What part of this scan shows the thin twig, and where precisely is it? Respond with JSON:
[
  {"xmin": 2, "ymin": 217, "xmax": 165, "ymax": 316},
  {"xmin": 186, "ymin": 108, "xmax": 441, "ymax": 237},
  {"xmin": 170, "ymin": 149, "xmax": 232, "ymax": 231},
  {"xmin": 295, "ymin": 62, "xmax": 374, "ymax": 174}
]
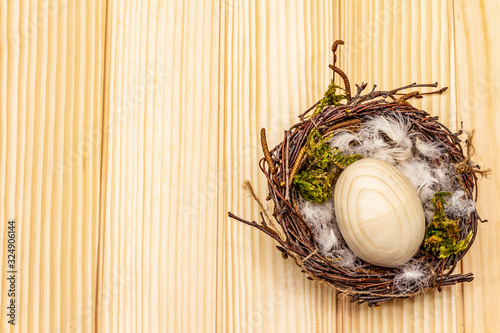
[
  {"xmin": 284, "ymin": 130, "xmax": 290, "ymax": 201},
  {"xmin": 289, "ymin": 147, "xmax": 306, "ymax": 184},
  {"xmin": 261, "ymin": 128, "xmax": 276, "ymax": 174}
]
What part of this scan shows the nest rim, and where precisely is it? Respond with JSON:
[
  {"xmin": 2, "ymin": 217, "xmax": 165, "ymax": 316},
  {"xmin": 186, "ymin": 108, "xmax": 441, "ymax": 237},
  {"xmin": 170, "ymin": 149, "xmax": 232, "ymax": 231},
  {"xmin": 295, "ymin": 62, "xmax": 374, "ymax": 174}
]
[
  {"xmin": 228, "ymin": 41, "xmax": 484, "ymax": 307},
  {"xmin": 265, "ymin": 100, "xmax": 478, "ymax": 306}
]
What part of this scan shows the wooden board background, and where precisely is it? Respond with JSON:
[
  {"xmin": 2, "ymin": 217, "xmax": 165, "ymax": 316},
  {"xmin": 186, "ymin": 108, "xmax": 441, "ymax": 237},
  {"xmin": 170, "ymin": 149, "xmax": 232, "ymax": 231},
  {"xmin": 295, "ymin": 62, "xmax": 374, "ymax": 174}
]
[{"xmin": 1, "ymin": 0, "xmax": 499, "ymax": 332}]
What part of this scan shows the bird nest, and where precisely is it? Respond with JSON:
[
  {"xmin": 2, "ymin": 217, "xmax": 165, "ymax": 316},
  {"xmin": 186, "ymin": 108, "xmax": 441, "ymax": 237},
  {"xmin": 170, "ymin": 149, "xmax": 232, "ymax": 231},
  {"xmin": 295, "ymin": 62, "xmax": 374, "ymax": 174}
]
[{"xmin": 228, "ymin": 41, "xmax": 488, "ymax": 307}]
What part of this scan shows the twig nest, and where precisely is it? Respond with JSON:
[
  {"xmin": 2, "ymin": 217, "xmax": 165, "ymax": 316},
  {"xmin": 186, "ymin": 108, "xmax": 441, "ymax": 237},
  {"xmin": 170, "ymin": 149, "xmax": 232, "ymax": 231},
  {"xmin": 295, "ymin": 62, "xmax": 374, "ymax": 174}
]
[
  {"xmin": 334, "ymin": 158, "xmax": 426, "ymax": 267},
  {"xmin": 228, "ymin": 40, "xmax": 488, "ymax": 307}
]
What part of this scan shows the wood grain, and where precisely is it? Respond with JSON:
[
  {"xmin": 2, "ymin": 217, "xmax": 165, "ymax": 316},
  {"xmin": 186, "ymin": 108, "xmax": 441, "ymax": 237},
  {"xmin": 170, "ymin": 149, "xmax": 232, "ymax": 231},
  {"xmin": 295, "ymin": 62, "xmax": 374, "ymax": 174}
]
[
  {"xmin": 96, "ymin": 0, "xmax": 220, "ymax": 332},
  {"xmin": 2, "ymin": 0, "xmax": 500, "ymax": 332},
  {"xmin": 0, "ymin": 1, "xmax": 106, "ymax": 332},
  {"xmin": 454, "ymin": 1, "xmax": 500, "ymax": 332},
  {"xmin": 219, "ymin": 1, "xmax": 342, "ymax": 332}
]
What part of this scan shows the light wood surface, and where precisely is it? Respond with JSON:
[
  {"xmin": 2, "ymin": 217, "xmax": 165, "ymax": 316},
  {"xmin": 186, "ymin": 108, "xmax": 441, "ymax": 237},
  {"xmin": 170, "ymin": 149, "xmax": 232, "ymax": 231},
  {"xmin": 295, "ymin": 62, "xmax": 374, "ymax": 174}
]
[
  {"xmin": 1, "ymin": 0, "xmax": 499, "ymax": 332},
  {"xmin": 454, "ymin": 1, "xmax": 500, "ymax": 332},
  {"xmin": 96, "ymin": 0, "xmax": 220, "ymax": 332},
  {"xmin": 1, "ymin": 1, "xmax": 106, "ymax": 332}
]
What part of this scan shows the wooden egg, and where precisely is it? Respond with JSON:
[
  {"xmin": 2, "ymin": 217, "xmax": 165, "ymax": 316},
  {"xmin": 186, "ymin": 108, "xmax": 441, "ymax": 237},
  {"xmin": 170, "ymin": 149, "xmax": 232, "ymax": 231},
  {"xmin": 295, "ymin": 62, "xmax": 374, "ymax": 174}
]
[{"xmin": 333, "ymin": 158, "xmax": 425, "ymax": 267}]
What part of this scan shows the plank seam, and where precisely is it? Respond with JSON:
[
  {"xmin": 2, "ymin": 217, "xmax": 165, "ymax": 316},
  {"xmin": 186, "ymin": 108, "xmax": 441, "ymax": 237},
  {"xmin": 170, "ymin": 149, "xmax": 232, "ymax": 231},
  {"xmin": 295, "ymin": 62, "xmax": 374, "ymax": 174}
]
[
  {"xmin": 95, "ymin": 0, "xmax": 111, "ymax": 331},
  {"xmin": 215, "ymin": 0, "xmax": 221, "ymax": 332}
]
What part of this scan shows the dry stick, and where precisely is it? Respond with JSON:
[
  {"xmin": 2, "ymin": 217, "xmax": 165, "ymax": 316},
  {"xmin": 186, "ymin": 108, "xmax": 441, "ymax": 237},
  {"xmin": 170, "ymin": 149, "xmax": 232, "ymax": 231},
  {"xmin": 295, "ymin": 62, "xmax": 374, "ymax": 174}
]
[
  {"xmin": 323, "ymin": 119, "xmax": 362, "ymax": 136},
  {"xmin": 298, "ymin": 100, "xmax": 321, "ymax": 120},
  {"xmin": 301, "ymin": 249, "xmax": 319, "ymax": 263},
  {"xmin": 350, "ymin": 83, "xmax": 448, "ymax": 106},
  {"xmin": 241, "ymin": 180, "xmax": 273, "ymax": 226},
  {"xmin": 302, "ymin": 40, "xmax": 351, "ymax": 122},
  {"xmin": 390, "ymin": 82, "xmax": 439, "ymax": 93},
  {"xmin": 329, "ymin": 41, "xmax": 352, "ymax": 99},
  {"xmin": 330, "ymin": 40, "xmax": 345, "ymax": 89},
  {"xmin": 284, "ymin": 130, "xmax": 290, "ymax": 201},
  {"xmin": 331, "ymin": 40, "xmax": 344, "ymax": 69},
  {"xmin": 353, "ymin": 83, "xmax": 368, "ymax": 100},
  {"xmin": 259, "ymin": 159, "xmax": 313, "ymax": 245},
  {"xmin": 455, "ymin": 130, "xmax": 492, "ymax": 178},
  {"xmin": 289, "ymin": 147, "xmax": 306, "ymax": 182},
  {"xmin": 399, "ymin": 91, "xmax": 421, "ymax": 100},
  {"xmin": 394, "ymin": 87, "xmax": 448, "ymax": 96},
  {"xmin": 227, "ymin": 212, "xmax": 283, "ymax": 244},
  {"xmin": 329, "ymin": 64, "xmax": 352, "ymax": 100},
  {"xmin": 438, "ymin": 259, "xmax": 446, "ymax": 291},
  {"xmin": 260, "ymin": 128, "xmax": 276, "ymax": 174}
]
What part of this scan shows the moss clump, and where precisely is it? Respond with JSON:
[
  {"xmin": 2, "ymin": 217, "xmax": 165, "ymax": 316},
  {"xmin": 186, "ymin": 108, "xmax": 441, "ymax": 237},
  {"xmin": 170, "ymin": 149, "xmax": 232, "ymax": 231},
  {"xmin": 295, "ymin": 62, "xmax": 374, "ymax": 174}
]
[
  {"xmin": 314, "ymin": 80, "xmax": 348, "ymax": 114},
  {"xmin": 293, "ymin": 169, "xmax": 336, "ymax": 204},
  {"xmin": 304, "ymin": 129, "xmax": 335, "ymax": 169},
  {"xmin": 331, "ymin": 149, "xmax": 363, "ymax": 170},
  {"xmin": 293, "ymin": 129, "xmax": 362, "ymax": 204},
  {"xmin": 423, "ymin": 192, "xmax": 473, "ymax": 259}
]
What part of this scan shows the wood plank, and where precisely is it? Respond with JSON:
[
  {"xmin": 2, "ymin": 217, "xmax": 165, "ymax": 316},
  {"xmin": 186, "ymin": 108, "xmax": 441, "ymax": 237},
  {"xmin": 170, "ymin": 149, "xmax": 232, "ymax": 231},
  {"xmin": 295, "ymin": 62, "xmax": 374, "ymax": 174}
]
[
  {"xmin": 219, "ymin": 1, "xmax": 342, "ymax": 332},
  {"xmin": 0, "ymin": 0, "xmax": 106, "ymax": 332},
  {"xmin": 2, "ymin": 1, "xmax": 499, "ymax": 332},
  {"xmin": 339, "ymin": 1, "xmax": 463, "ymax": 332},
  {"xmin": 453, "ymin": 1, "xmax": 500, "ymax": 332},
  {"xmin": 96, "ymin": 0, "xmax": 220, "ymax": 331}
]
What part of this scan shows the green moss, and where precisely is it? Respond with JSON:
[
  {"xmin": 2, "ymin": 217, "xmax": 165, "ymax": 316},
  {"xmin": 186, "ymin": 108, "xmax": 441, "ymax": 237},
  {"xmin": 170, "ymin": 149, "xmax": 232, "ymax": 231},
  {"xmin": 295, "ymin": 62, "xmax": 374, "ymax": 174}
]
[
  {"xmin": 314, "ymin": 80, "xmax": 348, "ymax": 114},
  {"xmin": 331, "ymin": 149, "xmax": 363, "ymax": 170},
  {"xmin": 304, "ymin": 129, "xmax": 334, "ymax": 170},
  {"xmin": 293, "ymin": 129, "xmax": 362, "ymax": 204},
  {"xmin": 423, "ymin": 192, "xmax": 473, "ymax": 259},
  {"xmin": 293, "ymin": 169, "xmax": 336, "ymax": 204}
]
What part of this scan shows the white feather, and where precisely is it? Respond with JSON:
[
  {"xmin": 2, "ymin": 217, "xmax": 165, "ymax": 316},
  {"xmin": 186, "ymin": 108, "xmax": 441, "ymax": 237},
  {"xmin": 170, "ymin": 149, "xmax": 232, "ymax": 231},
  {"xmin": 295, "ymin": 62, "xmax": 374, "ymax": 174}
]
[
  {"xmin": 445, "ymin": 190, "xmax": 476, "ymax": 218},
  {"xmin": 328, "ymin": 248, "xmax": 360, "ymax": 269},
  {"xmin": 363, "ymin": 116, "xmax": 411, "ymax": 146},
  {"xmin": 328, "ymin": 131, "xmax": 360, "ymax": 152},
  {"xmin": 415, "ymin": 136, "xmax": 444, "ymax": 159},
  {"xmin": 393, "ymin": 261, "xmax": 429, "ymax": 293},
  {"xmin": 299, "ymin": 197, "xmax": 341, "ymax": 253}
]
